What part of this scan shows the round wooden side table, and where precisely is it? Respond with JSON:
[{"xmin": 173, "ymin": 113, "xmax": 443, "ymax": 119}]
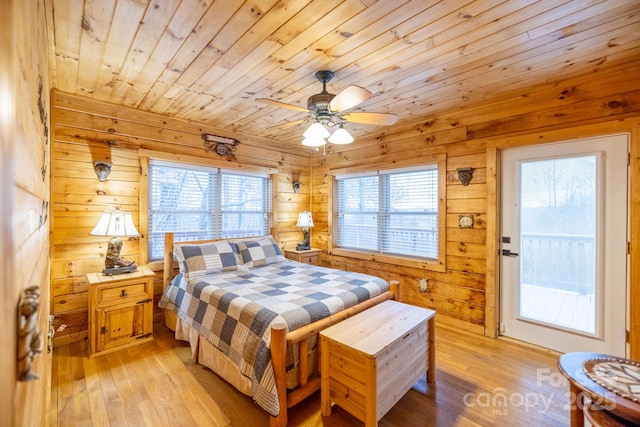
[{"xmin": 557, "ymin": 352, "xmax": 640, "ymax": 427}]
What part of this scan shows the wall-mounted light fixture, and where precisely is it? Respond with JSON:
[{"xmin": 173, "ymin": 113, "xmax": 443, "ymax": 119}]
[
  {"xmin": 94, "ymin": 161, "xmax": 112, "ymax": 182},
  {"xmin": 292, "ymin": 181, "xmax": 301, "ymax": 193},
  {"xmin": 457, "ymin": 167, "xmax": 474, "ymax": 186}
]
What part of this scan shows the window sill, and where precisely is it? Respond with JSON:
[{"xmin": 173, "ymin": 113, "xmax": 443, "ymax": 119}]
[{"xmin": 329, "ymin": 248, "xmax": 446, "ymax": 272}]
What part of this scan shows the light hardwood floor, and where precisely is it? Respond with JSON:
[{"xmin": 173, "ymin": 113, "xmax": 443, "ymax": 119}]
[{"xmin": 50, "ymin": 321, "xmax": 576, "ymax": 426}]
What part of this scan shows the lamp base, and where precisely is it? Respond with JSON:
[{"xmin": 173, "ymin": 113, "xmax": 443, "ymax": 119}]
[
  {"xmin": 105, "ymin": 236, "xmax": 137, "ymax": 271},
  {"xmin": 102, "ymin": 265, "xmax": 138, "ymax": 276},
  {"xmin": 296, "ymin": 228, "xmax": 311, "ymax": 251}
]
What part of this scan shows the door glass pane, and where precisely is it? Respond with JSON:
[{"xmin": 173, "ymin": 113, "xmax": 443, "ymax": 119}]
[{"xmin": 519, "ymin": 155, "xmax": 597, "ymax": 334}]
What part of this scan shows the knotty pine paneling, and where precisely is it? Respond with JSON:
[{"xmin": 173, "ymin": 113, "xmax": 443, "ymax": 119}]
[
  {"xmin": 315, "ymin": 65, "xmax": 640, "ymax": 339},
  {"xmin": 6, "ymin": 0, "xmax": 52, "ymax": 425},
  {"xmin": 50, "ymin": 91, "xmax": 312, "ymax": 346}
]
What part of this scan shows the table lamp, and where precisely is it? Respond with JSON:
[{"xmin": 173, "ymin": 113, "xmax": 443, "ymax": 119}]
[
  {"xmin": 296, "ymin": 211, "xmax": 314, "ymax": 250},
  {"xmin": 90, "ymin": 208, "xmax": 139, "ymax": 275}
]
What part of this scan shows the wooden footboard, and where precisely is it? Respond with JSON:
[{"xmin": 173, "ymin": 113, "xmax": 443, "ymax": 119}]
[
  {"xmin": 162, "ymin": 232, "xmax": 399, "ymax": 426},
  {"xmin": 269, "ymin": 281, "xmax": 398, "ymax": 427}
]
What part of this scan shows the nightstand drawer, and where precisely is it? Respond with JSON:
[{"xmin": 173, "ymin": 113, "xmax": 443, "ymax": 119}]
[
  {"xmin": 285, "ymin": 248, "xmax": 322, "ymax": 265},
  {"xmin": 98, "ymin": 282, "xmax": 148, "ymax": 305},
  {"xmin": 299, "ymin": 252, "xmax": 319, "ymax": 264}
]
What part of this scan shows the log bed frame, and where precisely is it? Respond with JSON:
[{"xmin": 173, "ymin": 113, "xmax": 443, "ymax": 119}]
[{"xmin": 162, "ymin": 232, "xmax": 399, "ymax": 427}]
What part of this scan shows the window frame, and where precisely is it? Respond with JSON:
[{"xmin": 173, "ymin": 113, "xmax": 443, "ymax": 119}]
[
  {"xmin": 329, "ymin": 154, "xmax": 446, "ymax": 272},
  {"xmin": 139, "ymin": 150, "xmax": 278, "ymax": 264}
]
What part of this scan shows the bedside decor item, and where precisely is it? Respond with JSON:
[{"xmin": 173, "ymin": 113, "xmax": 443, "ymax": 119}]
[
  {"xmin": 90, "ymin": 207, "xmax": 139, "ymax": 275},
  {"xmin": 296, "ymin": 211, "xmax": 314, "ymax": 250},
  {"xmin": 93, "ymin": 161, "xmax": 112, "ymax": 181},
  {"xmin": 457, "ymin": 167, "xmax": 474, "ymax": 186}
]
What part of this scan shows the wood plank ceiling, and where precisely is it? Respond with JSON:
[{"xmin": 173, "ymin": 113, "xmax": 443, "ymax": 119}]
[{"xmin": 48, "ymin": 0, "xmax": 640, "ymax": 148}]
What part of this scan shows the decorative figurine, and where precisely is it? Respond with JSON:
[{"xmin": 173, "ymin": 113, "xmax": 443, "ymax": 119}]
[{"xmin": 18, "ymin": 286, "xmax": 43, "ymax": 381}]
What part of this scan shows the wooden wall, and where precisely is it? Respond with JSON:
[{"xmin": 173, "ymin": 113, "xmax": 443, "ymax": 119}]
[
  {"xmin": 313, "ymin": 62, "xmax": 640, "ymax": 351},
  {"xmin": 50, "ymin": 91, "xmax": 312, "ymax": 346},
  {"xmin": 4, "ymin": 0, "xmax": 53, "ymax": 425},
  {"xmin": 49, "ymin": 66, "xmax": 640, "ymax": 357}
]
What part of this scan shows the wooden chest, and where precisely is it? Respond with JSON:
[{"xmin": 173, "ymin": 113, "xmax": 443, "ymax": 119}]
[{"xmin": 320, "ymin": 300, "xmax": 435, "ymax": 426}]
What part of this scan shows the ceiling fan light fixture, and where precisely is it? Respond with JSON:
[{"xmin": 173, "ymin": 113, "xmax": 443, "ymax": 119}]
[
  {"xmin": 303, "ymin": 122, "xmax": 330, "ymax": 139},
  {"xmin": 328, "ymin": 125, "xmax": 354, "ymax": 144},
  {"xmin": 301, "ymin": 136, "xmax": 327, "ymax": 147}
]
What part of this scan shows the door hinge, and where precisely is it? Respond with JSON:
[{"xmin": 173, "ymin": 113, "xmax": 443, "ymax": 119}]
[
  {"xmin": 627, "ymin": 241, "xmax": 631, "ymax": 255},
  {"xmin": 626, "ymin": 330, "xmax": 630, "ymax": 344},
  {"xmin": 628, "ymin": 152, "xmax": 631, "ymax": 166}
]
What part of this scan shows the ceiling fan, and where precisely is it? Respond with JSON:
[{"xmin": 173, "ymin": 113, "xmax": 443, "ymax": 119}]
[{"xmin": 257, "ymin": 70, "xmax": 398, "ymax": 145}]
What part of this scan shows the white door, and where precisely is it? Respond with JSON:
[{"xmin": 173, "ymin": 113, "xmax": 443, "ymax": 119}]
[{"xmin": 500, "ymin": 134, "xmax": 628, "ymax": 356}]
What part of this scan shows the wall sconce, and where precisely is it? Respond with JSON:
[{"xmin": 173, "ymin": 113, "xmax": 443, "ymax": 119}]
[
  {"xmin": 292, "ymin": 181, "xmax": 301, "ymax": 193},
  {"xmin": 94, "ymin": 161, "xmax": 112, "ymax": 182},
  {"xmin": 296, "ymin": 211, "xmax": 314, "ymax": 250},
  {"xmin": 457, "ymin": 167, "xmax": 474, "ymax": 186}
]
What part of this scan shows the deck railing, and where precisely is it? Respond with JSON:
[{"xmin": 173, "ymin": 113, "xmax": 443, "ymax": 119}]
[{"xmin": 520, "ymin": 232, "xmax": 595, "ymax": 295}]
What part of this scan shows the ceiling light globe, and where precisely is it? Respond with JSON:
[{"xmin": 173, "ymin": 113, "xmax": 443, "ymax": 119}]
[
  {"xmin": 328, "ymin": 127, "xmax": 354, "ymax": 144},
  {"xmin": 303, "ymin": 122, "xmax": 330, "ymax": 139}
]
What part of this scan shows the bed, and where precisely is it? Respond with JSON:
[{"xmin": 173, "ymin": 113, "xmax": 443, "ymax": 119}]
[{"xmin": 159, "ymin": 232, "xmax": 398, "ymax": 426}]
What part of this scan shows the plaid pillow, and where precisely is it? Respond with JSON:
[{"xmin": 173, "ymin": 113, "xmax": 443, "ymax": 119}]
[
  {"xmin": 175, "ymin": 241, "xmax": 244, "ymax": 279},
  {"xmin": 237, "ymin": 236, "xmax": 285, "ymax": 268}
]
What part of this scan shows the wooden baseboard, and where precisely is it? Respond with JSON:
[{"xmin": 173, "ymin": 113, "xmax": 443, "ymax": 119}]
[
  {"xmin": 435, "ymin": 315, "xmax": 484, "ymax": 335},
  {"xmin": 53, "ymin": 331, "xmax": 88, "ymax": 348}
]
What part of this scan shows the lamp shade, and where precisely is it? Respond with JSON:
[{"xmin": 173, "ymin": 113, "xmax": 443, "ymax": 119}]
[
  {"xmin": 90, "ymin": 210, "xmax": 140, "ymax": 237},
  {"xmin": 296, "ymin": 211, "xmax": 314, "ymax": 228},
  {"xmin": 303, "ymin": 122, "xmax": 330, "ymax": 139},
  {"xmin": 328, "ymin": 125, "xmax": 354, "ymax": 144}
]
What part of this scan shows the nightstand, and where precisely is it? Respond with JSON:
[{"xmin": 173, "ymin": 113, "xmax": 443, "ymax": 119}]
[
  {"xmin": 285, "ymin": 248, "xmax": 322, "ymax": 265},
  {"xmin": 87, "ymin": 266, "xmax": 155, "ymax": 357}
]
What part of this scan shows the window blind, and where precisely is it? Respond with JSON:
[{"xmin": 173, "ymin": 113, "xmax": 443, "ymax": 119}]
[
  {"xmin": 336, "ymin": 165, "xmax": 438, "ymax": 259},
  {"xmin": 148, "ymin": 161, "xmax": 271, "ymax": 260}
]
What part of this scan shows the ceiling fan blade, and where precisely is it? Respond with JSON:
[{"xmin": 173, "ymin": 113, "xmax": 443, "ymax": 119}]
[
  {"xmin": 328, "ymin": 85, "xmax": 371, "ymax": 112},
  {"xmin": 265, "ymin": 118, "xmax": 307, "ymax": 130},
  {"xmin": 256, "ymin": 98, "xmax": 309, "ymax": 113},
  {"xmin": 341, "ymin": 112, "xmax": 398, "ymax": 126}
]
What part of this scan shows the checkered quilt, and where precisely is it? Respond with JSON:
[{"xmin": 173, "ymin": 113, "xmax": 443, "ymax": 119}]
[{"xmin": 159, "ymin": 259, "xmax": 389, "ymax": 416}]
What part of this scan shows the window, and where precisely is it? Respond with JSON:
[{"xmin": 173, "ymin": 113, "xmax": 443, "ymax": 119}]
[
  {"xmin": 147, "ymin": 160, "xmax": 272, "ymax": 260},
  {"xmin": 335, "ymin": 165, "xmax": 439, "ymax": 260}
]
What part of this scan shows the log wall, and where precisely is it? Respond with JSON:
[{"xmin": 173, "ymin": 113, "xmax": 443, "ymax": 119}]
[
  {"xmin": 50, "ymin": 64, "xmax": 640, "ymax": 356},
  {"xmin": 50, "ymin": 91, "xmax": 312, "ymax": 346},
  {"xmin": 5, "ymin": 0, "xmax": 53, "ymax": 425}
]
